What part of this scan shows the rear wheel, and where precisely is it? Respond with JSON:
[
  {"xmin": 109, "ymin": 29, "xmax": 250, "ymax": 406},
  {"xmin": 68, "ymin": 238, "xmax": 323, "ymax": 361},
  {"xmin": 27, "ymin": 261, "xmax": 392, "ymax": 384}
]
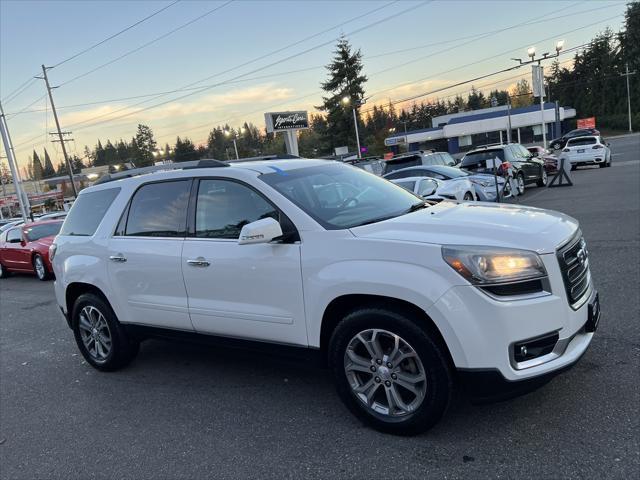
[
  {"xmin": 329, "ymin": 308, "xmax": 452, "ymax": 435},
  {"xmin": 33, "ymin": 254, "xmax": 50, "ymax": 281},
  {"xmin": 0, "ymin": 262, "xmax": 9, "ymax": 278},
  {"xmin": 72, "ymin": 293, "xmax": 139, "ymax": 371},
  {"xmin": 571, "ymin": 164, "xmax": 577, "ymax": 171},
  {"xmin": 463, "ymin": 191, "xmax": 474, "ymax": 201}
]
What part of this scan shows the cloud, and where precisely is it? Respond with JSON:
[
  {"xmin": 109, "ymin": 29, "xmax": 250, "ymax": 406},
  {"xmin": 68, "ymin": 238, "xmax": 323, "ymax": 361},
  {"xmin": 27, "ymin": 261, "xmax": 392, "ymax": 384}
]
[{"xmin": 59, "ymin": 83, "xmax": 294, "ymax": 129}]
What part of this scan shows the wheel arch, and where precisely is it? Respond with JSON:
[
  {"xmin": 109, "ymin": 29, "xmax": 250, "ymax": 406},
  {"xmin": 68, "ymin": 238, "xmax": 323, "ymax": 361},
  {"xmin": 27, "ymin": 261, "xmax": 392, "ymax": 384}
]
[
  {"xmin": 319, "ymin": 294, "xmax": 455, "ymax": 370},
  {"xmin": 65, "ymin": 282, "xmax": 111, "ymax": 324}
]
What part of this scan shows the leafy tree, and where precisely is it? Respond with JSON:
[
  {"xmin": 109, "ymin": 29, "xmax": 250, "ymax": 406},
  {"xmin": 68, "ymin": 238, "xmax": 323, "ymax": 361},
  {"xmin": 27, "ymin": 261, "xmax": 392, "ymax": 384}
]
[
  {"xmin": 42, "ymin": 149, "xmax": 56, "ymax": 178},
  {"xmin": 134, "ymin": 124, "xmax": 157, "ymax": 166},
  {"xmin": 32, "ymin": 150, "xmax": 44, "ymax": 180},
  {"xmin": 319, "ymin": 36, "xmax": 367, "ymax": 152},
  {"xmin": 174, "ymin": 136, "xmax": 198, "ymax": 162},
  {"xmin": 510, "ymin": 79, "xmax": 533, "ymax": 108}
]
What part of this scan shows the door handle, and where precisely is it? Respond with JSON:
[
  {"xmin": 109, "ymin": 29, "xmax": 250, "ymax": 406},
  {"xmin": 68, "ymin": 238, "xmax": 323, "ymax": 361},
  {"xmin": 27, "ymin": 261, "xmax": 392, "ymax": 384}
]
[
  {"xmin": 187, "ymin": 257, "xmax": 210, "ymax": 267},
  {"xmin": 109, "ymin": 254, "xmax": 127, "ymax": 262}
]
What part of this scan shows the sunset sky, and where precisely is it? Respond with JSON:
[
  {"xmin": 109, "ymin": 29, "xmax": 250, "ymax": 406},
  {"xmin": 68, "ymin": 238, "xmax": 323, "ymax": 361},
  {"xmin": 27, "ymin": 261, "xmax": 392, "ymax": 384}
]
[{"xmin": 0, "ymin": 0, "xmax": 629, "ymax": 170}]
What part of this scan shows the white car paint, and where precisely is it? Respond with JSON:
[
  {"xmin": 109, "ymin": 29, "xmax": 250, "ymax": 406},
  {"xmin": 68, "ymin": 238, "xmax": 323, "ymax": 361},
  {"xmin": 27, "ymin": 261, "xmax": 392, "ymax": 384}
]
[
  {"xmin": 560, "ymin": 135, "xmax": 611, "ymax": 167},
  {"xmin": 53, "ymin": 159, "xmax": 594, "ymax": 386},
  {"xmin": 392, "ymin": 176, "xmax": 476, "ymax": 202}
]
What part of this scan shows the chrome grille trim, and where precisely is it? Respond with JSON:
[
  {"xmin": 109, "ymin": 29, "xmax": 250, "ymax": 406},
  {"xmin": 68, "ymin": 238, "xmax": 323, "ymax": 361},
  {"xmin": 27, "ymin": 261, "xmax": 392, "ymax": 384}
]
[{"xmin": 557, "ymin": 231, "xmax": 592, "ymax": 310}]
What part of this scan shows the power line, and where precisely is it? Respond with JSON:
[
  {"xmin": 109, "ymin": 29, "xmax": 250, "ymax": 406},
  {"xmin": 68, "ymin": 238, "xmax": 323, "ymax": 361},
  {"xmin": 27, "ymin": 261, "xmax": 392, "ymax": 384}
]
[
  {"xmin": 67, "ymin": 1, "xmax": 433, "ymax": 133},
  {"xmin": 58, "ymin": 0, "xmax": 235, "ymax": 87},
  {"xmin": 50, "ymin": 0, "xmax": 181, "ymax": 69},
  {"xmin": 1, "ymin": 76, "xmax": 38, "ymax": 105}
]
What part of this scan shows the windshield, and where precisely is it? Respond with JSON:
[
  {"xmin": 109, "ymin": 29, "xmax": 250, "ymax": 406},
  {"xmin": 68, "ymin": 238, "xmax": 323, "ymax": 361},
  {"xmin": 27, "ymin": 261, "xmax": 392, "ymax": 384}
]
[
  {"xmin": 24, "ymin": 222, "xmax": 62, "ymax": 242},
  {"xmin": 260, "ymin": 163, "xmax": 423, "ymax": 229},
  {"xmin": 428, "ymin": 165, "xmax": 469, "ymax": 178}
]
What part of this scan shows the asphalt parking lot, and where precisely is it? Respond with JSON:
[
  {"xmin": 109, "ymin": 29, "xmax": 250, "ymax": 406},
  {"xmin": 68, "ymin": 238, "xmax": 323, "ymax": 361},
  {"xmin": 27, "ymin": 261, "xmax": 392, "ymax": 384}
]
[{"xmin": 1, "ymin": 134, "xmax": 638, "ymax": 479}]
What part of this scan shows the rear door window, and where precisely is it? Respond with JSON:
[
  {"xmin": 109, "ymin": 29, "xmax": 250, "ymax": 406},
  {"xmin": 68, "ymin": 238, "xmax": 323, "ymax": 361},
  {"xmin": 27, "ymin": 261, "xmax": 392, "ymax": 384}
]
[
  {"xmin": 568, "ymin": 137, "xmax": 596, "ymax": 147},
  {"xmin": 125, "ymin": 181, "xmax": 190, "ymax": 237},
  {"xmin": 60, "ymin": 188, "xmax": 120, "ymax": 236},
  {"xmin": 382, "ymin": 156, "xmax": 421, "ymax": 175}
]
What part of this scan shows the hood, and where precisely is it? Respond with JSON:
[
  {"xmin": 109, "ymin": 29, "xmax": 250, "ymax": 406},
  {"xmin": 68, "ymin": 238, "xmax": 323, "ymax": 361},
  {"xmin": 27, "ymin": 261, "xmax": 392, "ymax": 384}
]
[{"xmin": 350, "ymin": 201, "xmax": 578, "ymax": 254}]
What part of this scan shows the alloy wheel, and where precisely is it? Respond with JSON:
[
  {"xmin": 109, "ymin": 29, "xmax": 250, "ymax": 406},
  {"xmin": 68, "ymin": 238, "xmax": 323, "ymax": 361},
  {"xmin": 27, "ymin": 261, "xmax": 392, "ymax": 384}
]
[
  {"xmin": 517, "ymin": 175, "xmax": 525, "ymax": 195},
  {"xmin": 542, "ymin": 170, "xmax": 548, "ymax": 185},
  {"xmin": 34, "ymin": 256, "xmax": 46, "ymax": 280},
  {"xmin": 78, "ymin": 306, "xmax": 112, "ymax": 362},
  {"xmin": 463, "ymin": 192, "xmax": 474, "ymax": 201},
  {"xmin": 344, "ymin": 329, "xmax": 427, "ymax": 418}
]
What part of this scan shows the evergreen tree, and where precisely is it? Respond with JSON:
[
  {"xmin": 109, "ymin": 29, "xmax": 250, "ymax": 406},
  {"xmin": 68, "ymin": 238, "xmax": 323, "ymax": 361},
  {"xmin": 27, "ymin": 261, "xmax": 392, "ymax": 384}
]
[
  {"xmin": 116, "ymin": 140, "xmax": 129, "ymax": 163},
  {"xmin": 71, "ymin": 155, "xmax": 84, "ymax": 173},
  {"xmin": 510, "ymin": 79, "xmax": 533, "ymax": 108},
  {"xmin": 104, "ymin": 140, "xmax": 118, "ymax": 165},
  {"xmin": 42, "ymin": 149, "xmax": 56, "ymax": 178},
  {"xmin": 32, "ymin": 150, "xmax": 44, "ymax": 180},
  {"xmin": 174, "ymin": 136, "xmax": 198, "ymax": 162},
  {"xmin": 94, "ymin": 140, "xmax": 106, "ymax": 166},
  {"xmin": 319, "ymin": 36, "xmax": 367, "ymax": 152},
  {"xmin": 134, "ymin": 124, "xmax": 157, "ymax": 166}
]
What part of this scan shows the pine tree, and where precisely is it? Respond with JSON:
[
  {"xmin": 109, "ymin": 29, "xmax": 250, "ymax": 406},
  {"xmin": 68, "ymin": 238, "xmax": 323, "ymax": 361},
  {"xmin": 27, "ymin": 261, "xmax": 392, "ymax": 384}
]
[
  {"xmin": 174, "ymin": 136, "xmax": 197, "ymax": 162},
  {"xmin": 42, "ymin": 149, "xmax": 56, "ymax": 178},
  {"xmin": 319, "ymin": 36, "xmax": 367, "ymax": 151},
  {"xmin": 134, "ymin": 124, "xmax": 157, "ymax": 166},
  {"xmin": 32, "ymin": 150, "xmax": 44, "ymax": 180}
]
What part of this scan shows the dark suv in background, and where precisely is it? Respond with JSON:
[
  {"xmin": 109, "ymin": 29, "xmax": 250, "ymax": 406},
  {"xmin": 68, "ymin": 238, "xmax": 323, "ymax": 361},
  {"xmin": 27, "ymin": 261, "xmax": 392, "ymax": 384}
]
[
  {"xmin": 549, "ymin": 128, "xmax": 600, "ymax": 150},
  {"xmin": 459, "ymin": 143, "xmax": 547, "ymax": 195},
  {"xmin": 382, "ymin": 150, "xmax": 457, "ymax": 176}
]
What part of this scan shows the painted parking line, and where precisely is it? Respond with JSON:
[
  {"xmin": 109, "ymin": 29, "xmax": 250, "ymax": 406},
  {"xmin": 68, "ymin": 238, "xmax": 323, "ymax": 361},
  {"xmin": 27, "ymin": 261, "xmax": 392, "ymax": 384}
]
[{"xmin": 612, "ymin": 160, "xmax": 640, "ymax": 167}]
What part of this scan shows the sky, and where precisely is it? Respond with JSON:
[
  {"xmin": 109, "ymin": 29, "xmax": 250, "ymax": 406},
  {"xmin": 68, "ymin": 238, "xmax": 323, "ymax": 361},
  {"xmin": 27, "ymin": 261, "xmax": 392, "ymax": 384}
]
[{"xmin": 0, "ymin": 0, "xmax": 630, "ymax": 170}]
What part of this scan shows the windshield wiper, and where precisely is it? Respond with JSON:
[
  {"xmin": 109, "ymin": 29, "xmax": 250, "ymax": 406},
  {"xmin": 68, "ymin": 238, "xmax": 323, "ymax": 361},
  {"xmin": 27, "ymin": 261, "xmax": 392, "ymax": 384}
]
[{"xmin": 350, "ymin": 202, "xmax": 428, "ymax": 228}]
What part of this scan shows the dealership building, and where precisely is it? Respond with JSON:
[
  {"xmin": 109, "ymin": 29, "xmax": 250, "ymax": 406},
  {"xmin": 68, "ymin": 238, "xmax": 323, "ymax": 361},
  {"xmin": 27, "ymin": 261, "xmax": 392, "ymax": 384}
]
[{"xmin": 384, "ymin": 102, "xmax": 577, "ymax": 154}]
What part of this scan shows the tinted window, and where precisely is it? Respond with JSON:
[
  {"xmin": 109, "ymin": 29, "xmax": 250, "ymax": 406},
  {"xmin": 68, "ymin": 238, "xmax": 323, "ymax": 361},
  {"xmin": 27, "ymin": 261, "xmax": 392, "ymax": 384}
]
[
  {"xmin": 423, "ymin": 154, "xmax": 442, "ymax": 166},
  {"xmin": 568, "ymin": 137, "xmax": 596, "ymax": 146},
  {"xmin": 440, "ymin": 153, "xmax": 456, "ymax": 166},
  {"xmin": 61, "ymin": 188, "xmax": 120, "ymax": 236},
  {"xmin": 125, "ymin": 181, "xmax": 190, "ymax": 237},
  {"xmin": 6, "ymin": 228, "xmax": 22, "ymax": 243},
  {"xmin": 261, "ymin": 163, "xmax": 422, "ymax": 230},
  {"xmin": 429, "ymin": 166, "xmax": 468, "ymax": 179},
  {"xmin": 394, "ymin": 180, "xmax": 417, "ymax": 192},
  {"xmin": 24, "ymin": 222, "xmax": 62, "ymax": 241},
  {"xmin": 382, "ymin": 156, "xmax": 421, "ymax": 175},
  {"xmin": 460, "ymin": 150, "xmax": 505, "ymax": 168},
  {"xmin": 195, "ymin": 180, "xmax": 277, "ymax": 239},
  {"xmin": 384, "ymin": 168, "xmax": 425, "ymax": 180}
]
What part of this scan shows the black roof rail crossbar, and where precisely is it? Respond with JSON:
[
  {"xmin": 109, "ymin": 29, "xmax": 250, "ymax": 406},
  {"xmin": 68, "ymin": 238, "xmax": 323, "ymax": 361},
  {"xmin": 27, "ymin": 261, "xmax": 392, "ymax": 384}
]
[
  {"xmin": 226, "ymin": 154, "xmax": 300, "ymax": 163},
  {"xmin": 93, "ymin": 159, "xmax": 228, "ymax": 185}
]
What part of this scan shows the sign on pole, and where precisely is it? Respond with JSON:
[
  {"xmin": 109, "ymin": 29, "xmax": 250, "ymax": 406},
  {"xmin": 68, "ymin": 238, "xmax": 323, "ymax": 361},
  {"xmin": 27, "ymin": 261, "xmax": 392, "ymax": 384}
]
[
  {"xmin": 577, "ymin": 117, "xmax": 596, "ymax": 129},
  {"xmin": 264, "ymin": 111, "xmax": 309, "ymax": 133},
  {"xmin": 531, "ymin": 65, "xmax": 544, "ymax": 97}
]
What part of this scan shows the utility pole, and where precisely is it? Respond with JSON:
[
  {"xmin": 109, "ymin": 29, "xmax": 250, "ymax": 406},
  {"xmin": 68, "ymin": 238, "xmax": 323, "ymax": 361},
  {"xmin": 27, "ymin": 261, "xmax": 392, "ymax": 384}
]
[
  {"xmin": 38, "ymin": 64, "xmax": 77, "ymax": 197},
  {"xmin": 621, "ymin": 63, "xmax": 637, "ymax": 133},
  {"xmin": 0, "ymin": 101, "xmax": 32, "ymax": 222}
]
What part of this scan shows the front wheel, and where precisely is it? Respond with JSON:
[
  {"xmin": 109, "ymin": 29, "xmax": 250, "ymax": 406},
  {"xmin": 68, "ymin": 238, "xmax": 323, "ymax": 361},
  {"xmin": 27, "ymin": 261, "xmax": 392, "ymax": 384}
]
[
  {"xmin": 33, "ymin": 254, "xmax": 50, "ymax": 281},
  {"xmin": 72, "ymin": 293, "xmax": 139, "ymax": 371},
  {"xmin": 536, "ymin": 168, "xmax": 548, "ymax": 187},
  {"xmin": 329, "ymin": 308, "xmax": 452, "ymax": 435},
  {"xmin": 516, "ymin": 173, "xmax": 526, "ymax": 195},
  {"xmin": 0, "ymin": 262, "xmax": 9, "ymax": 278},
  {"xmin": 463, "ymin": 191, "xmax": 474, "ymax": 201}
]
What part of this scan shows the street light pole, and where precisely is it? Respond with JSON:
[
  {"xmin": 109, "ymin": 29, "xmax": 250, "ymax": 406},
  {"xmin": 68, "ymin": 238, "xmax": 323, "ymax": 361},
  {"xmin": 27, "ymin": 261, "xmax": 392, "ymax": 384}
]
[
  {"xmin": 621, "ymin": 63, "xmax": 637, "ymax": 133},
  {"xmin": 352, "ymin": 107, "xmax": 362, "ymax": 159}
]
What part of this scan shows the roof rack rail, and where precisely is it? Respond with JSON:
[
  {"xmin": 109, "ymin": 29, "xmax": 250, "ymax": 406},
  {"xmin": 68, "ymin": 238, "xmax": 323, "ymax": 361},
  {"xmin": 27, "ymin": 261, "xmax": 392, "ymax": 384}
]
[
  {"xmin": 226, "ymin": 154, "xmax": 301, "ymax": 163},
  {"xmin": 93, "ymin": 159, "xmax": 228, "ymax": 185}
]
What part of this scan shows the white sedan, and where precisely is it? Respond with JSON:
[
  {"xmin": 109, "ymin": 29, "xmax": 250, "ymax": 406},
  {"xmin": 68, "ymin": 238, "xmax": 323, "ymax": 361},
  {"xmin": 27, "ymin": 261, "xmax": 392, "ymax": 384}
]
[
  {"xmin": 560, "ymin": 135, "xmax": 611, "ymax": 170},
  {"xmin": 390, "ymin": 176, "xmax": 476, "ymax": 202}
]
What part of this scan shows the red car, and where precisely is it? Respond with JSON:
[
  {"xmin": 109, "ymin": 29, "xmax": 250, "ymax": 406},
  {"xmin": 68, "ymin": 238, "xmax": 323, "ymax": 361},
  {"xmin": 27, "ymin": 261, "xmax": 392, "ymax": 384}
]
[
  {"xmin": 527, "ymin": 146, "xmax": 559, "ymax": 173},
  {"xmin": 0, "ymin": 219, "xmax": 63, "ymax": 281}
]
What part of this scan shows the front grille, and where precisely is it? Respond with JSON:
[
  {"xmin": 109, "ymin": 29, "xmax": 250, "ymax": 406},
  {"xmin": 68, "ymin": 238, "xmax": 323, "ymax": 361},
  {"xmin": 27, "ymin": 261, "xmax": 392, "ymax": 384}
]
[{"xmin": 557, "ymin": 232, "xmax": 591, "ymax": 309}]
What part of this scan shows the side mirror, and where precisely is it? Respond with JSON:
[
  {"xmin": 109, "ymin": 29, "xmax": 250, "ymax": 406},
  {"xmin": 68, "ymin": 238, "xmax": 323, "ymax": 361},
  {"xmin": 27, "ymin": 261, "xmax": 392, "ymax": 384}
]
[
  {"xmin": 417, "ymin": 179, "xmax": 438, "ymax": 197},
  {"xmin": 238, "ymin": 217, "xmax": 283, "ymax": 245}
]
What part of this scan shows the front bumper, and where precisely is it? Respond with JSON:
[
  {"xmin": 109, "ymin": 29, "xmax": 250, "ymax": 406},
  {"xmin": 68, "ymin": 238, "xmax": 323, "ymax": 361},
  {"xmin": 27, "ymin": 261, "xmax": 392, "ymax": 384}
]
[{"xmin": 425, "ymin": 253, "xmax": 595, "ymax": 382}]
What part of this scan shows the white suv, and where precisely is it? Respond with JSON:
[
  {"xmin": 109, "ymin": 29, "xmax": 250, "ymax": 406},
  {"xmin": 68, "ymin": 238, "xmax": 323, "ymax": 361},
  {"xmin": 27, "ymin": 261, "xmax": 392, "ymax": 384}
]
[
  {"xmin": 51, "ymin": 158, "xmax": 600, "ymax": 435},
  {"xmin": 560, "ymin": 135, "xmax": 611, "ymax": 170}
]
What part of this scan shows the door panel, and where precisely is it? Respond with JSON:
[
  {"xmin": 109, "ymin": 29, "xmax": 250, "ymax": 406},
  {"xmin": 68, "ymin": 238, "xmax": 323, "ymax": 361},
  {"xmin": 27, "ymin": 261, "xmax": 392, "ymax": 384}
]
[
  {"xmin": 182, "ymin": 178, "xmax": 307, "ymax": 345},
  {"xmin": 107, "ymin": 237, "xmax": 192, "ymax": 329},
  {"xmin": 182, "ymin": 239, "xmax": 306, "ymax": 344}
]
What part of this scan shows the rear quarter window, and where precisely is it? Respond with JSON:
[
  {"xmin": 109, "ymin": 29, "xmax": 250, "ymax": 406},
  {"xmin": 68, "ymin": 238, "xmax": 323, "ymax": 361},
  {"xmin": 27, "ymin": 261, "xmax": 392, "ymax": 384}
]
[{"xmin": 60, "ymin": 188, "xmax": 120, "ymax": 236}]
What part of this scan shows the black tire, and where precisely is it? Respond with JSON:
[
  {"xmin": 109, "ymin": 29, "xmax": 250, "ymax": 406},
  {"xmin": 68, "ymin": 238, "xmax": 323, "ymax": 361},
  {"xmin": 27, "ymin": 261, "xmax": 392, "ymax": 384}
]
[
  {"xmin": 516, "ymin": 173, "xmax": 526, "ymax": 195},
  {"xmin": 0, "ymin": 262, "xmax": 9, "ymax": 278},
  {"xmin": 599, "ymin": 162, "xmax": 606, "ymax": 168},
  {"xmin": 552, "ymin": 142, "xmax": 561, "ymax": 150},
  {"xmin": 33, "ymin": 254, "xmax": 51, "ymax": 281},
  {"xmin": 463, "ymin": 191, "xmax": 474, "ymax": 201},
  {"xmin": 570, "ymin": 164, "xmax": 577, "ymax": 171},
  {"xmin": 536, "ymin": 168, "xmax": 548, "ymax": 187},
  {"xmin": 328, "ymin": 307, "xmax": 452, "ymax": 436},
  {"xmin": 71, "ymin": 293, "xmax": 139, "ymax": 371}
]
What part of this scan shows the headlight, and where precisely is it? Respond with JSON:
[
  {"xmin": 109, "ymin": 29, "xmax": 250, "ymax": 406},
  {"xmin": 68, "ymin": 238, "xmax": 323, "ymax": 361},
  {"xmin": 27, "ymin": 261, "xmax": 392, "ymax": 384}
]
[
  {"xmin": 442, "ymin": 246, "xmax": 547, "ymax": 284},
  {"xmin": 469, "ymin": 178, "xmax": 491, "ymax": 187}
]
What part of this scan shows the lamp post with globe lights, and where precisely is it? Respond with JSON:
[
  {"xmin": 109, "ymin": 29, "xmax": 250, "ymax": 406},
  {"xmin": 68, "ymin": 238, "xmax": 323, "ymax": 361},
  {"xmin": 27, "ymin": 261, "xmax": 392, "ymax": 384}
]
[{"xmin": 512, "ymin": 40, "xmax": 565, "ymax": 149}]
